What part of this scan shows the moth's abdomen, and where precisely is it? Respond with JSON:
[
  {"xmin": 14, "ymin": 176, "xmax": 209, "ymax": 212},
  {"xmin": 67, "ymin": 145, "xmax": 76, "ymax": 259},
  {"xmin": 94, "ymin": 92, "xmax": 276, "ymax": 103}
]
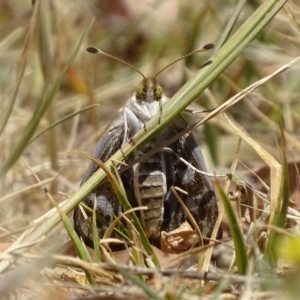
[{"xmin": 133, "ymin": 153, "xmax": 167, "ymax": 239}]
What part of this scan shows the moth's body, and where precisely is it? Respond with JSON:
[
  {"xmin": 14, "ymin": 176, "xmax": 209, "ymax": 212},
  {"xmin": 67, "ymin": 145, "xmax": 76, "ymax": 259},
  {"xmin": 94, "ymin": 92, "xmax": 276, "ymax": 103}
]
[{"xmin": 74, "ymin": 76, "xmax": 219, "ymax": 250}]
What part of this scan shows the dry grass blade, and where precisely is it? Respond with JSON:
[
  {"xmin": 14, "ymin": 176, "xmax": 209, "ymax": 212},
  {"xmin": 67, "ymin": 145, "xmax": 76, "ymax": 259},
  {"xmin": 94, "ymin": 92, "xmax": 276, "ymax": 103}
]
[
  {"xmin": 21, "ymin": 158, "xmax": 97, "ymax": 284},
  {"xmin": 0, "ymin": 2, "xmax": 38, "ymax": 136},
  {"xmin": 193, "ymin": 55, "xmax": 300, "ymax": 132},
  {"xmin": 0, "ymin": 20, "xmax": 94, "ymax": 177},
  {"xmin": 77, "ymin": 152, "xmax": 158, "ymax": 265},
  {"xmin": 171, "ymin": 186, "xmax": 204, "ymax": 270},
  {"xmin": 124, "ymin": 54, "xmax": 300, "ymax": 172},
  {"xmin": 0, "ymin": 177, "xmax": 56, "ymax": 204},
  {"xmin": 224, "ymin": 114, "xmax": 282, "ymax": 226},
  {"xmin": 0, "ymin": 256, "xmax": 52, "ymax": 299},
  {"xmin": 0, "ymin": 252, "xmax": 275, "ymax": 286},
  {"xmin": 1, "ymin": 0, "xmax": 297, "ymax": 298},
  {"xmin": 203, "ymin": 137, "xmax": 242, "ymax": 274},
  {"xmin": 28, "ymin": 104, "xmax": 99, "ymax": 144}
]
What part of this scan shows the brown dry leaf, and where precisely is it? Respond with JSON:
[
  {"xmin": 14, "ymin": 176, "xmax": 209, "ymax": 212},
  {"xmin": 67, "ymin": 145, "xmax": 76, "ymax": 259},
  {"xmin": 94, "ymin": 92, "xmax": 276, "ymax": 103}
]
[
  {"xmin": 160, "ymin": 221, "xmax": 199, "ymax": 254},
  {"xmin": 104, "ymin": 246, "xmax": 179, "ymax": 269}
]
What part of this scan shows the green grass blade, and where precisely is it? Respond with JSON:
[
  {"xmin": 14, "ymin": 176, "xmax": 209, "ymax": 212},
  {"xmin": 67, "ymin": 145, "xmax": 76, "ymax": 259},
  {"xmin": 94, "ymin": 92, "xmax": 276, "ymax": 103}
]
[
  {"xmin": 0, "ymin": 0, "xmax": 286, "ymax": 273},
  {"xmin": 110, "ymin": 265, "xmax": 164, "ymax": 300},
  {"xmin": 92, "ymin": 199, "xmax": 101, "ymax": 262},
  {"xmin": 0, "ymin": 20, "xmax": 93, "ymax": 177},
  {"xmin": 263, "ymin": 125, "xmax": 290, "ymax": 266},
  {"xmin": 0, "ymin": 3, "xmax": 38, "ymax": 136},
  {"xmin": 81, "ymin": 202, "xmax": 130, "ymax": 242},
  {"xmin": 217, "ymin": 182, "xmax": 248, "ymax": 275},
  {"xmin": 85, "ymin": 155, "xmax": 158, "ymax": 265},
  {"xmin": 56, "ymin": 203, "xmax": 97, "ymax": 284},
  {"xmin": 213, "ymin": 0, "xmax": 247, "ymax": 54},
  {"xmin": 119, "ymin": 0, "xmax": 287, "ymax": 157},
  {"xmin": 28, "ymin": 104, "xmax": 99, "ymax": 144}
]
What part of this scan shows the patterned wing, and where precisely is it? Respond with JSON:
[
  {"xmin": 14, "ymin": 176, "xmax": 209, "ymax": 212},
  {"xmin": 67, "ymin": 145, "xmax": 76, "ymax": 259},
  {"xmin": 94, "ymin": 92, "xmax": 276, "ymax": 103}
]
[
  {"xmin": 161, "ymin": 117, "xmax": 219, "ymax": 244},
  {"xmin": 73, "ymin": 109, "xmax": 142, "ymax": 248}
]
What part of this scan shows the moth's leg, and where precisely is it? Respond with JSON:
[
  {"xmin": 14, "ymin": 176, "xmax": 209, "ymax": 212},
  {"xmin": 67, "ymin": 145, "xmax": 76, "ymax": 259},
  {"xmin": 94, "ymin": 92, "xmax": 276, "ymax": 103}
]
[
  {"xmin": 121, "ymin": 108, "xmax": 136, "ymax": 149},
  {"xmin": 122, "ymin": 108, "xmax": 128, "ymax": 146},
  {"xmin": 132, "ymin": 102, "xmax": 147, "ymax": 131},
  {"xmin": 158, "ymin": 97, "xmax": 163, "ymax": 124},
  {"xmin": 118, "ymin": 108, "xmax": 142, "ymax": 161},
  {"xmin": 118, "ymin": 109, "xmax": 129, "ymax": 162},
  {"xmin": 123, "ymin": 107, "xmax": 144, "ymax": 136}
]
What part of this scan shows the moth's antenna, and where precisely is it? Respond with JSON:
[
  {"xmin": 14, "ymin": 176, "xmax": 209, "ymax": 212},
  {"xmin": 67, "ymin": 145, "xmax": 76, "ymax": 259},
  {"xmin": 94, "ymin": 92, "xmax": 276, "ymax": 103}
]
[
  {"xmin": 86, "ymin": 47, "xmax": 146, "ymax": 80},
  {"xmin": 153, "ymin": 43, "xmax": 214, "ymax": 79}
]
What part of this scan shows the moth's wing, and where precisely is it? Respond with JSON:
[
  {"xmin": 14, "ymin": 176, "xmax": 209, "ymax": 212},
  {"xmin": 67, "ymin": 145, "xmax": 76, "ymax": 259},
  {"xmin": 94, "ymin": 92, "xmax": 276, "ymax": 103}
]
[
  {"xmin": 73, "ymin": 108, "xmax": 142, "ymax": 248},
  {"xmin": 81, "ymin": 108, "xmax": 141, "ymax": 183},
  {"xmin": 162, "ymin": 115, "xmax": 219, "ymax": 240}
]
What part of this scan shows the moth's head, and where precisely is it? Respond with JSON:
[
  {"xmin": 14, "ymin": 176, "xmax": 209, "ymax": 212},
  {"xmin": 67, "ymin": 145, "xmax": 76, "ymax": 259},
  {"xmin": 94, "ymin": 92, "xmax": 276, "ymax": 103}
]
[{"xmin": 136, "ymin": 78, "xmax": 163, "ymax": 101}]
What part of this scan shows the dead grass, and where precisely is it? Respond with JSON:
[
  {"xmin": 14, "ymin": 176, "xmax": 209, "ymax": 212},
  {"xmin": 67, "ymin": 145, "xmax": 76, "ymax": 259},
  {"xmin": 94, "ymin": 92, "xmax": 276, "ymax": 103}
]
[{"xmin": 0, "ymin": 0, "xmax": 300, "ymax": 299}]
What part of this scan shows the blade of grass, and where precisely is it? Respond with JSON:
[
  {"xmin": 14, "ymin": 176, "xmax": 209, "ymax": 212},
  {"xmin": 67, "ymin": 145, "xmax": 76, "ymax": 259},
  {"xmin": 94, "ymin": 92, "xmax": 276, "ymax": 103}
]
[
  {"xmin": 0, "ymin": 2, "xmax": 38, "ymax": 136},
  {"xmin": 57, "ymin": 206, "xmax": 97, "ymax": 285},
  {"xmin": 82, "ymin": 154, "xmax": 158, "ymax": 266},
  {"xmin": 0, "ymin": 0, "xmax": 286, "ymax": 273},
  {"xmin": 28, "ymin": 104, "xmax": 99, "ymax": 144},
  {"xmin": 202, "ymin": 136, "xmax": 242, "ymax": 274},
  {"xmin": 37, "ymin": 0, "xmax": 58, "ymax": 194},
  {"xmin": 111, "ymin": 0, "xmax": 287, "ymax": 172},
  {"xmin": 216, "ymin": 181, "xmax": 248, "ymax": 275},
  {"xmin": 263, "ymin": 122, "xmax": 290, "ymax": 266},
  {"xmin": 0, "ymin": 20, "xmax": 94, "ymax": 177},
  {"xmin": 224, "ymin": 113, "xmax": 282, "ymax": 228},
  {"xmin": 110, "ymin": 163, "xmax": 145, "ymax": 267},
  {"xmin": 92, "ymin": 197, "xmax": 101, "ymax": 262},
  {"xmin": 213, "ymin": 0, "xmax": 247, "ymax": 54},
  {"xmin": 108, "ymin": 264, "xmax": 164, "ymax": 300},
  {"xmin": 171, "ymin": 186, "xmax": 204, "ymax": 271},
  {"xmin": 211, "ymin": 275, "xmax": 232, "ymax": 300},
  {"xmin": 80, "ymin": 202, "xmax": 130, "ymax": 242},
  {"xmin": 21, "ymin": 158, "xmax": 97, "ymax": 284}
]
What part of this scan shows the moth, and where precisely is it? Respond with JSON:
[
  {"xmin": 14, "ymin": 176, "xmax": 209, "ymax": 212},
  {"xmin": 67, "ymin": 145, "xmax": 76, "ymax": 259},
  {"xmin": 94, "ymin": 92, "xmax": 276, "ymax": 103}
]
[{"xmin": 73, "ymin": 45, "xmax": 219, "ymax": 250}]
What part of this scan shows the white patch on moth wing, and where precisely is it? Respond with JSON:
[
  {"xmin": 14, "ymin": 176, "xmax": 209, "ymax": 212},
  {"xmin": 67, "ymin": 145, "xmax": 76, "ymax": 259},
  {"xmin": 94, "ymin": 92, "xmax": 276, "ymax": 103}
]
[
  {"xmin": 90, "ymin": 193, "xmax": 114, "ymax": 219},
  {"xmin": 128, "ymin": 95, "xmax": 169, "ymax": 122}
]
